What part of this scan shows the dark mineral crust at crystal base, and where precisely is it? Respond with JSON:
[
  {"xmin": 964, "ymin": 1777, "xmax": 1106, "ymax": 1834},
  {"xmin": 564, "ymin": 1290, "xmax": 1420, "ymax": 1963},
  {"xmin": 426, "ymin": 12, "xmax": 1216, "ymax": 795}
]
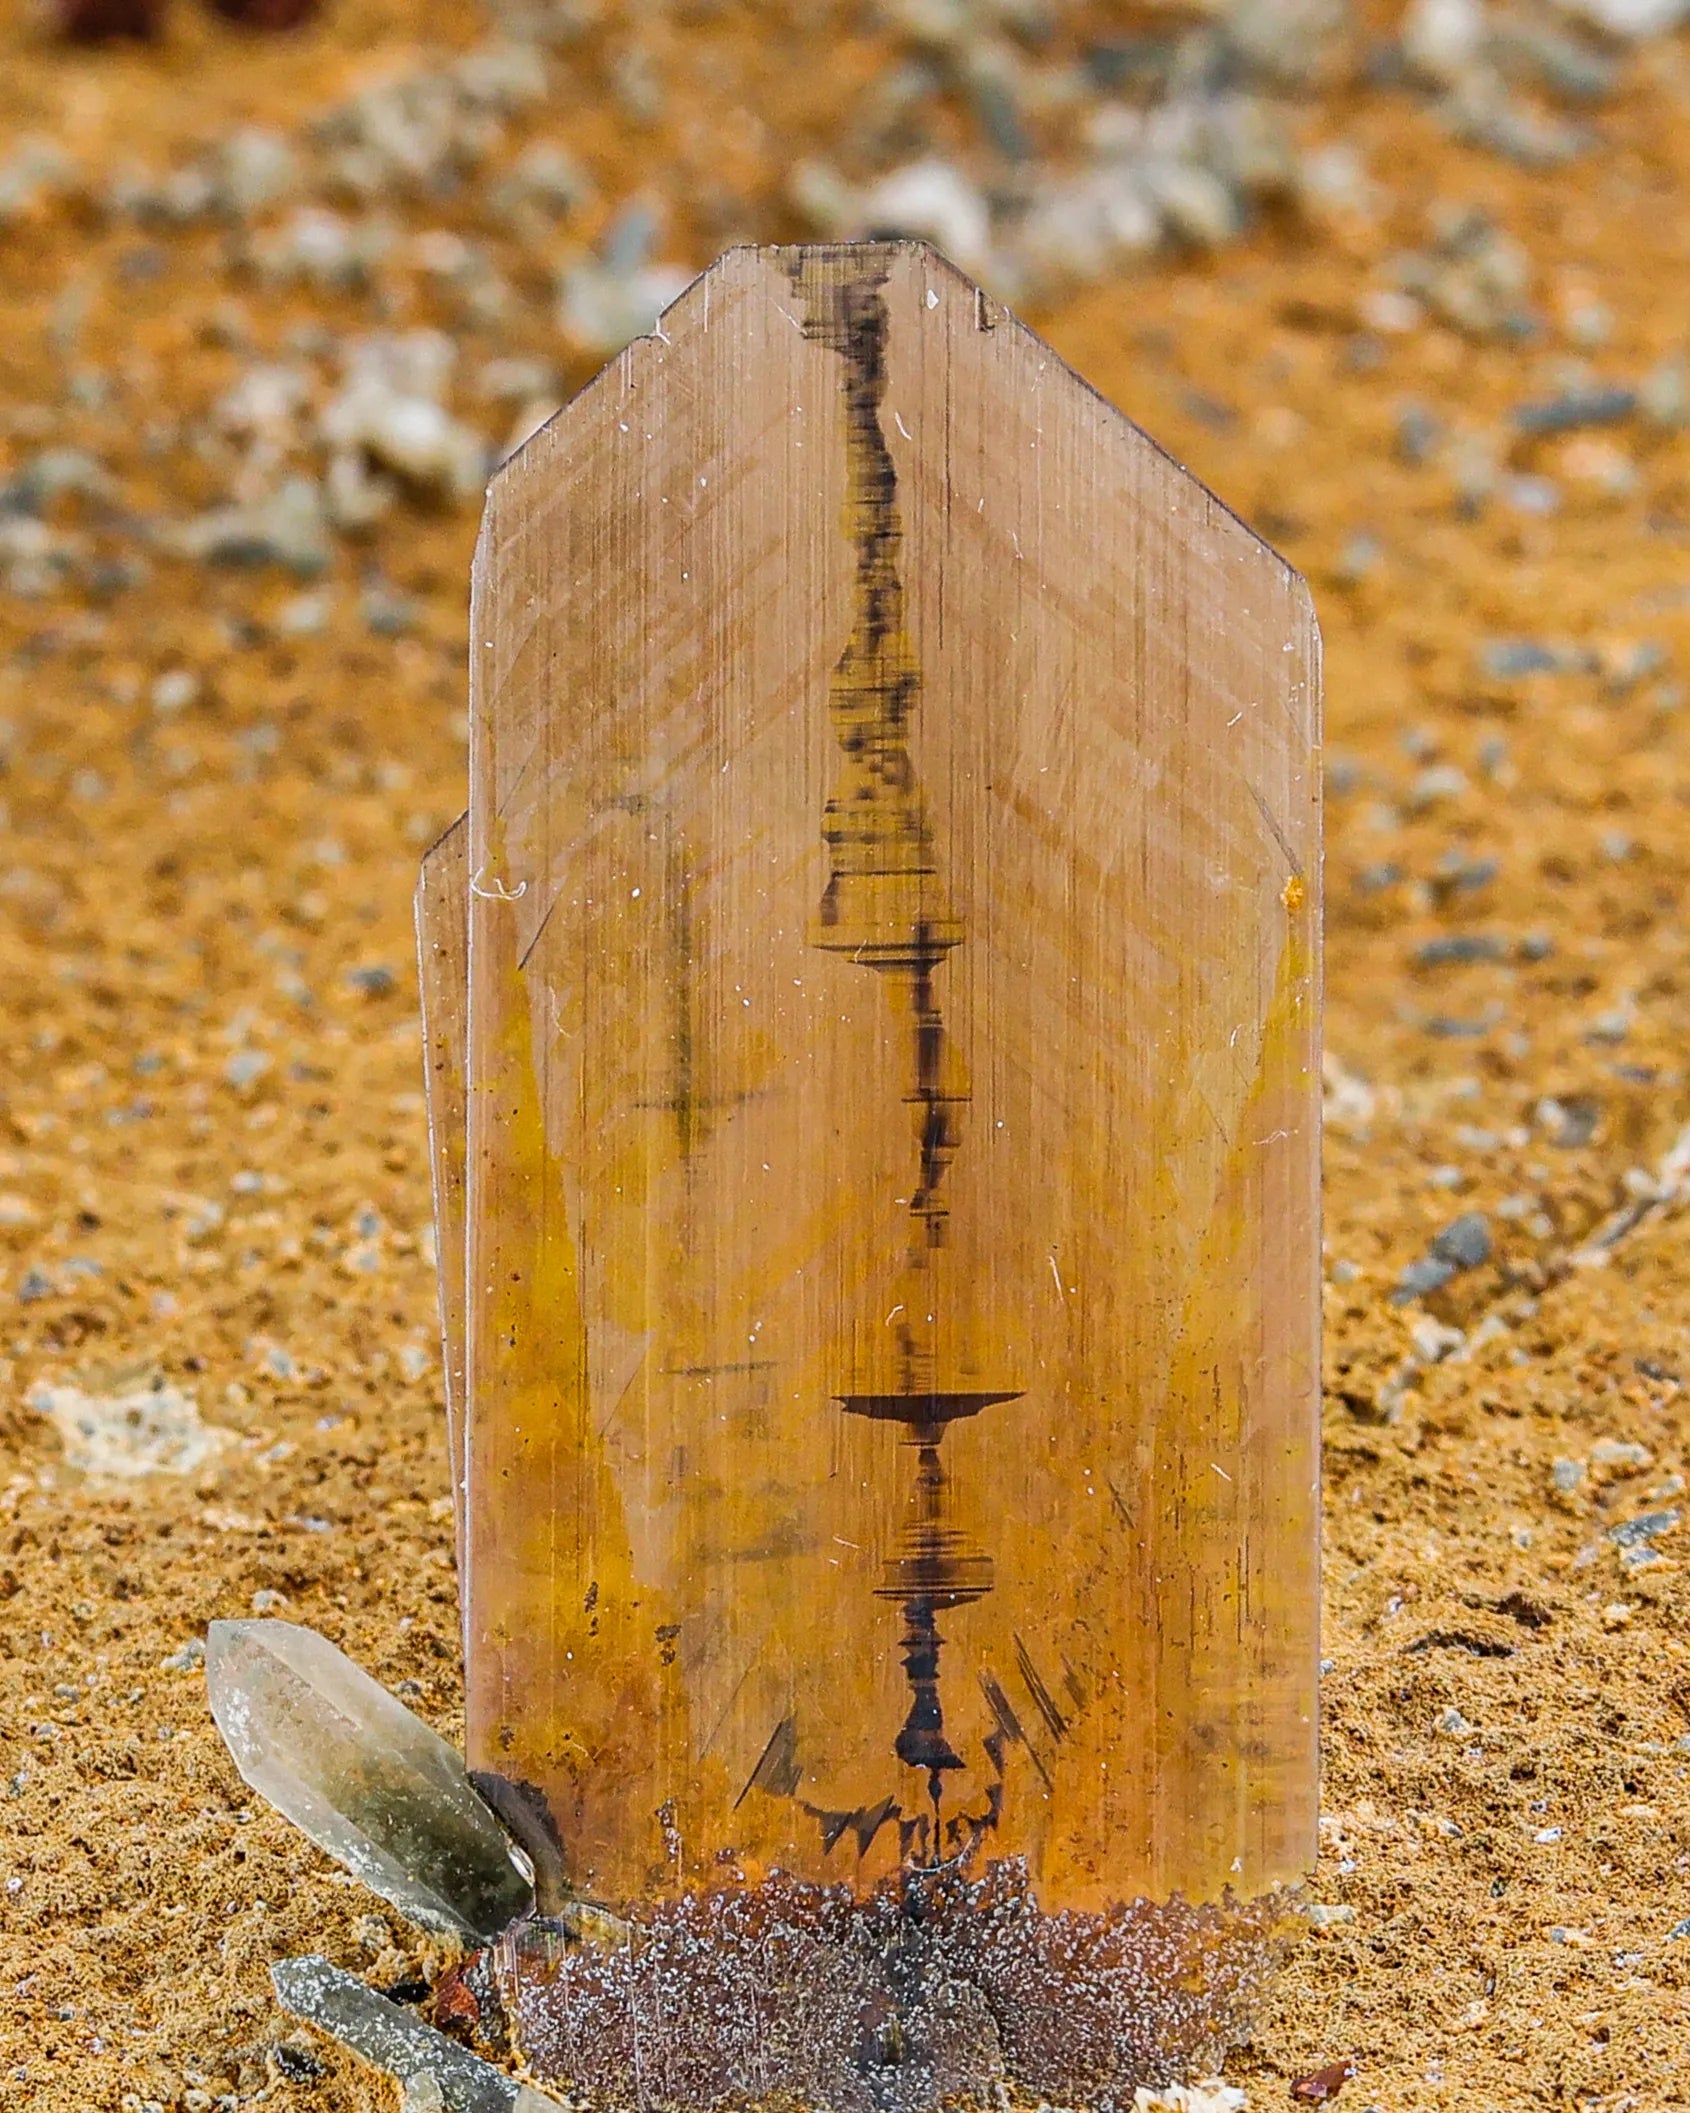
[{"xmin": 480, "ymin": 1860, "xmax": 1293, "ymax": 2113}]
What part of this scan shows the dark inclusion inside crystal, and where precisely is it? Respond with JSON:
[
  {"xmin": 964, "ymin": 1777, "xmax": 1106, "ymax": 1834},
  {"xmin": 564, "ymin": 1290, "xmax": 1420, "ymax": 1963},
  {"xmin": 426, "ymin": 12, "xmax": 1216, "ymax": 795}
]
[{"xmin": 790, "ymin": 250, "xmax": 1029, "ymax": 1871}]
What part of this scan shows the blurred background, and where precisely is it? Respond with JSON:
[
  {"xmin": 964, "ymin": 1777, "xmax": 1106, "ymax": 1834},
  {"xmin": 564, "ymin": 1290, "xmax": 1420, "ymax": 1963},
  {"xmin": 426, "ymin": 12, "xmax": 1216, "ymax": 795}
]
[{"xmin": 4, "ymin": 2, "xmax": 1690, "ymax": 2110}]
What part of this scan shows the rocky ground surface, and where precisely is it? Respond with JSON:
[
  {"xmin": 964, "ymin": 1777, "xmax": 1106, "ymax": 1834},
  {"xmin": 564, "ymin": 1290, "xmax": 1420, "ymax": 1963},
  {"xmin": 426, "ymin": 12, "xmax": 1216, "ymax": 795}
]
[{"xmin": 3, "ymin": 1, "xmax": 1690, "ymax": 2109}]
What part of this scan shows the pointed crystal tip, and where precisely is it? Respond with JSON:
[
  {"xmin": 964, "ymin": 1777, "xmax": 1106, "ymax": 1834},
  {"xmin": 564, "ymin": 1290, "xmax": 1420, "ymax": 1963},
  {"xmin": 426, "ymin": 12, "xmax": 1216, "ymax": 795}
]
[{"xmin": 208, "ymin": 1618, "xmax": 533, "ymax": 1941}]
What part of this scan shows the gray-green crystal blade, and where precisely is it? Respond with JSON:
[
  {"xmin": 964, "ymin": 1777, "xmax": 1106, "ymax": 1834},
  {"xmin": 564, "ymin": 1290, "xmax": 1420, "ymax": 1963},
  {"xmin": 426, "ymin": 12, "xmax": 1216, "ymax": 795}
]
[{"xmin": 271, "ymin": 1956, "xmax": 562, "ymax": 2113}]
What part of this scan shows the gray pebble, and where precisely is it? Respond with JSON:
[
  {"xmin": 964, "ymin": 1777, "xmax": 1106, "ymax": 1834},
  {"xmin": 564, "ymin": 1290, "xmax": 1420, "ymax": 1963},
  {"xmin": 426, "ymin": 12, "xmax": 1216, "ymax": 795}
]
[
  {"xmin": 1500, "ymin": 473, "xmax": 1560, "ymax": 516},
  {"xmin": 1391, "ymin": 1211, "xmax": 1491, "ymax": 1303},
  {"xmin": 1443, "ymin": 77, "xmax": 1588, "ymax": 169},
  {"xmin": 216, "ymin": 128, "xmax": 300, "ymax": 219},
  {"xmin": 1513, "ymin": 385, "xmax": 1636, "ymax": 436},
  {"xmin": 1432, "ymin": 1212, "xmax": 1492, "ymax": 1270},
  {"xmin": 1396, "ymin": 402, "xmax": 1443, "ymax": 465},
  {"xmin": 1414, "ymin": 933, "xmax": 1506, "ymax": 966},
  {"xmin": 1608, "ymin": 1508, "xmax": 1679, "ymax": 1550},
  {"xmin": 1392, "ymin": 1255, "xmax": 1457, "ymax": 1302},
  {"xmin": 1420, "ymin": 1007, "xmax": 1505, "ymax": 1039},
  {"xmin": 176, "ymin": 478, "xmax": 331, "ymax": 578},
  {"xmin": 1489, "ymin": 19, "xmax": 1616, "ymax": 101},
  {"xmin": 1537, "ymin": 1095, "xmax": 1601, "ymax": 1148},
  {"xmin": 361, "ymin": 583, "xmax": 418, "ymax": 637},
  {"xmin": 1480, "ymin": 638, "xmax": 1567, "ymax": 677}
]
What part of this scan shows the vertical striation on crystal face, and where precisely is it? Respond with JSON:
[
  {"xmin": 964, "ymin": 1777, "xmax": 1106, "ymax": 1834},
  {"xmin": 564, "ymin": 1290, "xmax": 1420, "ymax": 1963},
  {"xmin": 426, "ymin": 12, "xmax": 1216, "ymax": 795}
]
[
  {"xmin": 434, "ymin": 238, "xmax": 1320, "ymax": 2105},
  {"xmin": 207, "ymin": 1619, "xmax": 533, "ymax": 1940},
  {"xmin": 416, "ymin": 811, "xmax": 471, "ymax": 1576}
]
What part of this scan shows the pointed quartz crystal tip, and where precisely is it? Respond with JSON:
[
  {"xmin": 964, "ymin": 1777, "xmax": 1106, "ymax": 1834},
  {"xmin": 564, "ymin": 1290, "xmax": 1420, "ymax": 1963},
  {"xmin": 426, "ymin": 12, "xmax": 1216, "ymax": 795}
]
[{"xmin": 207, "ymin": 1619, "xmax": 533, "ymax": 1940}]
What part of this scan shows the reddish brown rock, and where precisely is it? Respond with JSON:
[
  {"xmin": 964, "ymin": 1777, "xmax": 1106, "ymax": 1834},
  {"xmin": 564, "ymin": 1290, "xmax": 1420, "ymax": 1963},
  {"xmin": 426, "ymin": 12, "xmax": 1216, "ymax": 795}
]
[
  {"xmin": 54, "ymin": 0, "xmax": 164, "ymax": 39},
  {"xmin": 207, "ymin": 0, "xmax": 321, "ymax": 26},
  {"xmin": 426, "ymin": 1960, "xmax": 483, "ymax": 2038},
  {"xmin": 1292, "ymin": 2056, "xmax": 1358, "ymax": 2104}
]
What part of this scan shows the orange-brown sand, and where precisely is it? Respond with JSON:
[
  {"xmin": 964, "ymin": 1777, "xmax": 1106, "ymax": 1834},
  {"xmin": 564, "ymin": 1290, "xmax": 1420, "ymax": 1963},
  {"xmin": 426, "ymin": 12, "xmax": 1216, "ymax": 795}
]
[{"xmin": 3, "ymin": 6, "xmax": 1690, "ymax": 2109}]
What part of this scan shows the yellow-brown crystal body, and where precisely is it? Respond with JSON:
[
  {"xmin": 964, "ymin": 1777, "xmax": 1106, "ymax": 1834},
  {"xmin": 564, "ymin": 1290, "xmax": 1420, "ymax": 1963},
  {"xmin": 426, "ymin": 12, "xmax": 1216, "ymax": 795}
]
[{"xmin": 459, "ymin": 243, "xmax": 1320, "ymax": 1920}]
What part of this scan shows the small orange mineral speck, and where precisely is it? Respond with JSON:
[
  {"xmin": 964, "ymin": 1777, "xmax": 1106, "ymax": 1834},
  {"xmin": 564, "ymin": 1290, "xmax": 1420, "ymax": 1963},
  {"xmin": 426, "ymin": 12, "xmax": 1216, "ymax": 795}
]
[
  {"xmin": 1292, "ymin": 2054, "xmax": 1357, "ymax": 2103},
  {"xmin": 428, "ymin": 1961, "xmax": 481, "ymax": 2035}
]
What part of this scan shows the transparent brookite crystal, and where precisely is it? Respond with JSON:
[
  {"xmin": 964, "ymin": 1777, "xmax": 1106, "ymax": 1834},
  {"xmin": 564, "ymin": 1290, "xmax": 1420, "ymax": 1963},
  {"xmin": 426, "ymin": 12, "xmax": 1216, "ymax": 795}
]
[
  {"xmin": 412, "ymin": 241, "xmax": 1321, "ymax": 2110},
  {"xmin": 207, "ymin": 1619, "xmax": 532, "ymax": 1940}
]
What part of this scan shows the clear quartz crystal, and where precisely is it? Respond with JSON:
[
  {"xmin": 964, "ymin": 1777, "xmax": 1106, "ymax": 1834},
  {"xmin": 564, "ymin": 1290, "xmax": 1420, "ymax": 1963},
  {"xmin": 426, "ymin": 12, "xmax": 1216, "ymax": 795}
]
[{"xmin": 207, "ymin": 1619, "xmax": 532, "ymax": 1939}]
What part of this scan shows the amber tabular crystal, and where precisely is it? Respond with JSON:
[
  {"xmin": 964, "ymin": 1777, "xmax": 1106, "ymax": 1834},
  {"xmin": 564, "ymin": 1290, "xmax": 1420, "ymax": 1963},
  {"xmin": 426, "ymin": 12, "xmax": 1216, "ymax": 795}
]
[{"xmin": 420, "ymin": 240, "xmax": 1321, "ymax": 2104}]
